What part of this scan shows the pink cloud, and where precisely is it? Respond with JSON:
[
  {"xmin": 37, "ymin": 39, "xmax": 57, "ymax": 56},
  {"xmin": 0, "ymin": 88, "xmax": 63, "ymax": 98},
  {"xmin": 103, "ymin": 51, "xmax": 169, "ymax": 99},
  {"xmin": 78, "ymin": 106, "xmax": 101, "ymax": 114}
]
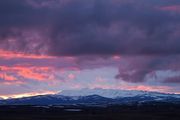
[
  {"xmin": 67, "ymin": 73, "xmax": 76, "ymax": 80},
  {"xmin": 158, "ymin": 5, "xmax": 180, "ymax": 12},
  {"xmin": 0, "ymin": 73, "xmax": 17, "ymax": 81},
  {"xmin": 0, "ymin": 49, "xmax": 55, "ymax": 59},
  {"xmin": 0, "ymin": 65, "xmax": 55, "ymax": 81}
]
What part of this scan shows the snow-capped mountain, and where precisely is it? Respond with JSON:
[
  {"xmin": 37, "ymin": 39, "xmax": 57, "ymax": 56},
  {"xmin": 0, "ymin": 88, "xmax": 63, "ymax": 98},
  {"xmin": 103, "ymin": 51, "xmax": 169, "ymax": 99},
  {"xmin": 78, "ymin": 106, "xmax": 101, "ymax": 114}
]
[
  {"xmin": 0, "ymin": 88, "xmax": 180, "ymax": 105},
  {"xmin": 59, "ymin": 88, "xmax": 180, "ymax": 99}
]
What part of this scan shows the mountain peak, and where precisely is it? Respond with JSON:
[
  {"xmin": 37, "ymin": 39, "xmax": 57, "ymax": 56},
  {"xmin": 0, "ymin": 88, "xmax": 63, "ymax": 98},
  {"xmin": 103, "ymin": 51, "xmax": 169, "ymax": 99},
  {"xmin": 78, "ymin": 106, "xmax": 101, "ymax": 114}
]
[
  {"xmin": 1, "ymin": 88, "xmax": 180, "ymax": 105},
  {"xmin": 59, "ymin": 88, "xmax": 157, "ymax": 98}
]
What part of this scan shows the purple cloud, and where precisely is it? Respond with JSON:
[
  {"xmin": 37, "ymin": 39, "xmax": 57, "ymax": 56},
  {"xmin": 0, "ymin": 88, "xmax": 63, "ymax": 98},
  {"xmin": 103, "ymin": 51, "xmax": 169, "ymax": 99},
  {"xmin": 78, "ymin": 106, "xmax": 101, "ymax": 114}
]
[
  {"xmin": 115, "ymin": 55, "xmax": 180, "ymax": 83},
  {"xmin": 0, "ymin": 0, "xmax": 180, "ymax": 56}
]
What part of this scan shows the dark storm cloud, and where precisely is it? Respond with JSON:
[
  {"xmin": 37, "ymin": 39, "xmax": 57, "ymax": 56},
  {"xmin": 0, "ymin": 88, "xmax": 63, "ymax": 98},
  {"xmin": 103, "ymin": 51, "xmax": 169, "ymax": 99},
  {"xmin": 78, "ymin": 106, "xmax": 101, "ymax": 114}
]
[
  {"xmin": 115, "ymin": 55, "xmax": 180, "ymax": 83},
  {"xmin": 0, "ymin": 0, "xmax": 180, "ymax": 55},
  {"xmin": 164, "ymin": 76, "xmax": 180, "ymax": 83}
]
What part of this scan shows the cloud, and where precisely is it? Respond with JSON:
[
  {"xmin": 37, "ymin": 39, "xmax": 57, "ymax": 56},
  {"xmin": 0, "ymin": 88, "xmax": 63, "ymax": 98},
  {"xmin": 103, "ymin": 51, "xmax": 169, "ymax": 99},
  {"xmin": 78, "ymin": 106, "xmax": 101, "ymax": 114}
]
[
  {"xmin": 0, "ymin": 0, "xmax": 180, "ymax": 96},
  {"xmin": 0, "ymin": 0, "xmax": 180, "ymax": 56},
  {"xmin": 159, "ymin": 5, "xmax": 180, "ymax": 12},
  {"xmin": 0, "ymin": 73, "xmax": 17, "ymax": 81},
  {"xmin": 0, "ymin": 65, "xmax": 55, "ymax": 82},
  {"xmin": 0, "ymin": 49, "xmax": 54, "ymax": 59},
  {"xmin": 115, "ymin": 55, "xmax": 180, "ymax": 83},
  {"xmin": 164, "ymin": 76, "xmax": 180, "ymax": 83}
]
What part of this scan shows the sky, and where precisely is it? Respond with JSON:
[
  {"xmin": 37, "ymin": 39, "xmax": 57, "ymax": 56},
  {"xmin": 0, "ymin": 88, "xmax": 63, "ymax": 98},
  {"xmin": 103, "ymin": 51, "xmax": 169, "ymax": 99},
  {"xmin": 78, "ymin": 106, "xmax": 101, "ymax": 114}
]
[{"xmin": 0, "ymin": 0, "xmax": 180, "ymax": 99}]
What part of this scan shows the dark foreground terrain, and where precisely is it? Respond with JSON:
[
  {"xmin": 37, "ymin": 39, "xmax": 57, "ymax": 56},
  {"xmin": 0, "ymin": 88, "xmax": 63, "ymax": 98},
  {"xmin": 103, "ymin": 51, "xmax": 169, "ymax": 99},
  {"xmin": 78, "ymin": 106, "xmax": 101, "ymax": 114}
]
[{"xmin": 0, "ymin": 103, "xmax": 180, "ymax": 120}]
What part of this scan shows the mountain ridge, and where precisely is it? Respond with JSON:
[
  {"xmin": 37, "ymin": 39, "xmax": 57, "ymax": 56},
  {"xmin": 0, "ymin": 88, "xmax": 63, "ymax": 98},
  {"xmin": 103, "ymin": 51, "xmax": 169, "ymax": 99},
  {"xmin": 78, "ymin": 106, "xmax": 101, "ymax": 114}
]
[
  {"xmin": 59, "ymin": 88, "xmax": 180, "ymax": 98},
  {"xmin": 0, "ymin": 88, "xmax": 180, "ymax": 105}
]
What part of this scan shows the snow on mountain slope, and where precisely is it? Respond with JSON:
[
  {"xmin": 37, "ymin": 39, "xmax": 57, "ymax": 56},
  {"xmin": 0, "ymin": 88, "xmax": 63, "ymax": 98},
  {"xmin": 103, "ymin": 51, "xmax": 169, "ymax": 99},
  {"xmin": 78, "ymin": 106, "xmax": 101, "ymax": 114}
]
[
  {"xmin": 59, "ymin": 88, "xmax": 180, "ymax": 99},
  {"xmin": 1, "ymin": 88, "xmax": 180, "ymax": 105}
]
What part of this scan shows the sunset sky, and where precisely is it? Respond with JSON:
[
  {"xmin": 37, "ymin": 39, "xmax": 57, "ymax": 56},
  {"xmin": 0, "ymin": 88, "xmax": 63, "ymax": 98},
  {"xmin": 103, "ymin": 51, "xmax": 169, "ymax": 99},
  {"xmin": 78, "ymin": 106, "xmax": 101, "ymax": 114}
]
[{"xmin": 0, "ymin": 0, "xmax": 180, "ymax": 99}]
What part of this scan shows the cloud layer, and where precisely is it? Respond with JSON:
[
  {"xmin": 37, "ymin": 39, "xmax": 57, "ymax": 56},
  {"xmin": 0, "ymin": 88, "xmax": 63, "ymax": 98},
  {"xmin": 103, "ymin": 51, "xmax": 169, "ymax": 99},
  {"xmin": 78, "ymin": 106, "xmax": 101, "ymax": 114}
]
[
  {"xmin": 0, "ymin": 0, "xmax": 180, "ymax": 97},
  {"xmin": 0, "ymin": 0, "xmax": 180, "ymax": 56}
]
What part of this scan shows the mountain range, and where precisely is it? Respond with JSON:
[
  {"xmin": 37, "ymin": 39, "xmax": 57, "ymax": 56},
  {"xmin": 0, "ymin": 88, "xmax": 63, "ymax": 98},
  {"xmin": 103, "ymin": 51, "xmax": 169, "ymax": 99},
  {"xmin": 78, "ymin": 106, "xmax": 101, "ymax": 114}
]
[{"xmin": 0, "ymin": 88, "xmax": 180, "ymax": 105}]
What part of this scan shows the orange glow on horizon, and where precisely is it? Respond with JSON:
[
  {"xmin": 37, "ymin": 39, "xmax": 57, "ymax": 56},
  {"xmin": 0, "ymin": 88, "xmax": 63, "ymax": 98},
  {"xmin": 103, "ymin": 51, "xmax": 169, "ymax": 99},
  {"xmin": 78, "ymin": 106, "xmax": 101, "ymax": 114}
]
[
  {"xmin": 0, "ymin": 91, "xmax": 58, "ymax": 99},
  {"xmin": 0, "ymin": 88, "xmax": 179, "ymax": 100}
]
